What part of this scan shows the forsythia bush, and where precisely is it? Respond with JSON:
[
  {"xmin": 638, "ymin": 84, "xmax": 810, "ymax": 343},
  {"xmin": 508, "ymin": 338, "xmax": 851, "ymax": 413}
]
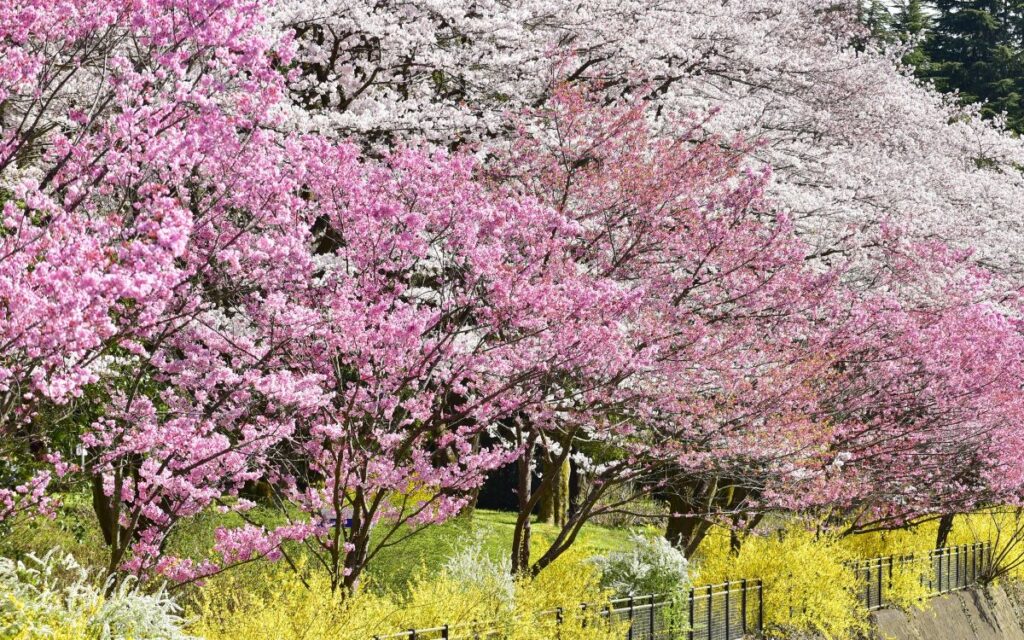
[
  {"xmin": 0, "ymin": 551, "xmax": 194, "ymax": 640},
  {"xmin": 693, "ymin": 524, "xmax": 869, "ymax": 640},
  {"xmin": 690, "ymin": 519, "xmax": 948, "ymax": 639},
  {"xmin": 837, "ymin": 525, "xmax": 937, "ymax": 610},
  {"xmin": 839, "ymin": 524, "xmax": 937, "ymax": 559},
  {"xmin": 948, "ymin": 509, "xmax": 1024, "ymax": 581},
  {"xmin": 190, "ymin": 546, "xmax": 623, "ymax": 640}
]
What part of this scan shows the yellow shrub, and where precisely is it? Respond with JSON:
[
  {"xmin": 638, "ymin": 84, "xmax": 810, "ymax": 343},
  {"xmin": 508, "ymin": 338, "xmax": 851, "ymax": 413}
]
[
  {"xmin": 692, "ymin": 523, "xmax": 868, "ymax": 640},
  {"xmin": 0, "ymin": 592, "xmax": 97, "ymax": 640},
  {"xmin": 837, "ymin": 528, "xmax": 933, "ymax": 611},
  {"xmin": 948, "ymin": 509, "xmax": 1024, "ymax": 581},
  {"xmin": 189, "ymin": 547, "xmax": 623, "ymax": 640},
  {"xmin": 838, "ymin": 523, "xmax": 937, "ymax": 559}
]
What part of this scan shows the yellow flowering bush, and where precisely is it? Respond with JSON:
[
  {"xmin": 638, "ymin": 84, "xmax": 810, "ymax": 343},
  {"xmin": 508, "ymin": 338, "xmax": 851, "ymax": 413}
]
[
  {"xmin": 692, "ymin": 523, "xmax": 868, "ymax": 640},
  {"xmin": 189, "ymin": 545, "xmax": 623, "ymax": 640},
  {"xmin": 948, "ymin": 509, "xmax": 1024, "ymax": 582}
]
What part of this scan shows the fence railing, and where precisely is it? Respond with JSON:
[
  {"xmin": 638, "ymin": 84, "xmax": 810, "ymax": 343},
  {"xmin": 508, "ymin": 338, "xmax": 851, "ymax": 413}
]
[
  {"xmin": 850, "ymin": 542, "xmax": 991, "ymax": 611},
  {"xmin": 372, "ymin": 580, "xmax": 764, "ymax": 640},
  {"xmin": 371, "ymin": 543, "xmax": 992, "ymax": 639},
  {"xmin": 924, "ymin": 543, "xmax": 991, "ymax": 595},
  {"xmin": 684, "ymin": 580, "xmax": 764, "ymax": 640}
]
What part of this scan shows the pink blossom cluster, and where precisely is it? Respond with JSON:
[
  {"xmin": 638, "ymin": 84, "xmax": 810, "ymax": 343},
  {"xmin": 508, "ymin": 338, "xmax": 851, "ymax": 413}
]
[{"xmin": 3, "ymin": 0, "xmax": 1024, "ymax": 589}]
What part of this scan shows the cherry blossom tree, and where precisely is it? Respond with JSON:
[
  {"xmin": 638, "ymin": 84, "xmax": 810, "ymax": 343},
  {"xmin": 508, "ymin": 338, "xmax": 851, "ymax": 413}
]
[
  {"xmin": 6, "ymin": 0, "xmax": 1024, "ymax": 592},
  {"xmin": 270, "ymin": 0, "xmax": 1024, "ymax": 279},
  {"xmin": 484, "ymin": 82, "xmax": 847, "ymax": 572},
  {"xmin": 487, "ymin": 79, "xmax": 1024, "ymax": 562},
  {"xmin": 0, "ymin": 0, "xmax": 331, "ymax": 584},
  {"xmin": 256, "ymin": 136, "xmax": 646, "ymax": 591},
  {"xmin": 780, "ymin": 239, "xmax": 1024, "ymax": 536}
]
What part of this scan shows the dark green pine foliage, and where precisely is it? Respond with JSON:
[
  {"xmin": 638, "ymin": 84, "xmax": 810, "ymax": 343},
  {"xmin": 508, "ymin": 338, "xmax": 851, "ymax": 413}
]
[
  {"xmin": 858, "ymin": 0, "xmax": 898, "ymax": 48},
  {"xmin": 894, "ymin": 0, "xmax": 932, "ymax": 67},
  {"xmin": 923, "ymin": 1, "xmax": 1024, "ymax": 131}
]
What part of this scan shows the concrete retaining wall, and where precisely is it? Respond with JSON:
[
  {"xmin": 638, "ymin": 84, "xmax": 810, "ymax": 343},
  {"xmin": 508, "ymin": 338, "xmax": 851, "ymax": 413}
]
[{"xmin": 871, "ymin": 585, "xmax": 1024, "ymax": 640}]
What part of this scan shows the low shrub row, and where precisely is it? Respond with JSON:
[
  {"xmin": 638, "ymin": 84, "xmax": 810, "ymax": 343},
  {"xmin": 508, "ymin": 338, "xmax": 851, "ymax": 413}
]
[{"xmin": 4, "ymin": 509, "xmax": 1023, "ymax": 639}]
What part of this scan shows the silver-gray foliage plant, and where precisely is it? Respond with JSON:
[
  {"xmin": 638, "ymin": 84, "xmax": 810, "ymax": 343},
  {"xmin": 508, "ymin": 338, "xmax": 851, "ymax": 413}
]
[
  {"xmin": 0, "ymin": 550, "xmax": 196, "ymax": 639},
  {"xmin": 593, "ymin": 534, "xmax": 690, "ymax": 597}
]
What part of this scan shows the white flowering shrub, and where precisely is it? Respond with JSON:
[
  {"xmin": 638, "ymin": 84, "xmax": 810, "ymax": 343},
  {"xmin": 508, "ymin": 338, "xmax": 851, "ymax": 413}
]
[
  {"xmin": 444, "ymin": 533, "xmax": 516, "ymax": 611},
  {"xmin": 593, "ymin": 534, "xmax": 690, "ymax": 597},
  {"xmin": 0, "ymin": 550, "xmax": 195, "ymax": 640}
]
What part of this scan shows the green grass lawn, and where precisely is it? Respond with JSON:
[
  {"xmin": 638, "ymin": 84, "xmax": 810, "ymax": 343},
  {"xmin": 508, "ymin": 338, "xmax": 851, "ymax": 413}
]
[
  {"xmin": 0, "ymin": 492, "xmax": 637, "ymax": 593},
  {"xmin": 365, "ymin": 509, "xmax": 636, "ymax": 591}
]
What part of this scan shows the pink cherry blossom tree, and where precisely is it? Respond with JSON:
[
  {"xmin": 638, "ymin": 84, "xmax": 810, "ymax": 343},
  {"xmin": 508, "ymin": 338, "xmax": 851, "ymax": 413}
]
[
  {"xmin": 6, "ymin": 0, "xmax": 1024, "ymax": 592},
  {"xmin": 0, "ymin": 0, "xmax": 333, "ymax": 584},
  {"xmin": 777, "ymin": 239, "xmax": 1024, "ymax": 535},
  {"xmin": 483, "ymin": 81, "xmax": 847, "ymax": 572},
  {"xmin": 254, "ymin": 135, "xmax": 645, "ymax": 592}
]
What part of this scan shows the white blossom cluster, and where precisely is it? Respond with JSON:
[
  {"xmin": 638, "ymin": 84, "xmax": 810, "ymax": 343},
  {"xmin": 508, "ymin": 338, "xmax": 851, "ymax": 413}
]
[{"xmin": 268, "ymin": 0, "xmax": 1024, "ymax": 278}]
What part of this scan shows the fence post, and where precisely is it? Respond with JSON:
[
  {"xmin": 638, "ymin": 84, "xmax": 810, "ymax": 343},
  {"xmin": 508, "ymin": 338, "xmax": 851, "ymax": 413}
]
[
  {"xmin": 628, "ymin": 596, "xmax": 635, "ymax": 640},
  {"xmin": 948, "ymin": 548, "xmax": 953, "ymax": 591},
  {"xmin": 581, "ymin": 603, "xmax": 588, "ymax": 630},
  {"xmin": 741, "ymin": 579, "xmax": 748, "ymax": 635},
  {"xmin": 688, "ymin": 589, "xmax": 695, "ymax": 640},
  {"xmin": 951, "ymin": 547, "xmax": 956, "ymax": 590},
  {"xmin": 725, "ymin": 581, "xmax": 731, "ymax": 640},
  {"xmin": 758, "ymin": 580, "xmax": 764, "ymax": 637},
  {"xmin": 963, "ymin": 545, "xmax": 969, "ymax": 588},
  {"xmin": 966, "ymin": 545, "xmax": 971, "ymax": 586},
  {"xmin": 649, "ymin": 595, "xmax": 656, "ymax": 640},
  {"xmin": 957, "ymin": 546, "xmax": 962, "ymax": 589},
  {"xmin": 888, "ymin": 557, "xmax": 894, "ymax": 595},
  {"xmin": 937, "ymin": 549, "xmax": 943, "ymax": 593},
  {"xmin": 972, "ymin": 544, "xmax": 977, "ymax": 583},
  {"xmin": 707, "ymin": 585, "xmax": 713, "ymax": 640},
  {"xmin": 864, "ymin": 565, "xmax": 871, "ymax": 608},
  {"xmin": 441, "ymin": 624, "xmax": 449, "ymax": 640},
  {"xmin": 878, "ymin": 560, "xmax": 884, "ymax": 607},
  {"xmin": 556, "ymin": 607, "xmax": 563, "ymax": 640},
  {"xmin": 956, "ymin": 546, "xmax": 960, "ymax": 588},
  {"xmin": 980, "ymin": 543, "xmax": 986, "ymax": 579},
  {"xmin": 409, "ymin": 630, "xmax": 417, "ymax": 640}
]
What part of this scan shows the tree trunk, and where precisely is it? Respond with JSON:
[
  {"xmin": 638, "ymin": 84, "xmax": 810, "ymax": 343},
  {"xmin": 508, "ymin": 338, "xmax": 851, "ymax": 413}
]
[
  {"xmin": 729, "ymin": 513, "xmax": 763, "ymax": 554},
  {"xmin": 569, "ymin": 458, "xmax": 591, "ymax": 520},
  {"xmin": 665, "ymin": 492, "xmax": 714, "ymax": 558},
  {"xmin": 538, "ymin": 454, "xmax": 570, "ymax": 527},
  {"xmin": 511, "ymin": 448, "xmax": 533, "ymax": 574},
  {"xmin": 92, "ymin": 474, "xmax": 117, "ymax": 547},
  {"xmin": 936, "ymin": 513, "xmax": 955, "ymax": 549},
  {"xmin": 463, "ymin": 434, "xmax": 483, "ymax": 515},
  {"xmin": 340, "ymin": 532, "xmax": 369, "ymax": 595},
  {"xmin": 729, "ymin": 528, "xmax": 741, "ymax": 554},
  {"xmin": 93, "ymin": 468, "xmax": 133, "ymax": 593}
]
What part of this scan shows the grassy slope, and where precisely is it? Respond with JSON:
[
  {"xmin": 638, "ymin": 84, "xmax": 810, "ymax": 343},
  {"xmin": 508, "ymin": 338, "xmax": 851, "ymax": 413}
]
[
  {"xmin": 366, "ymin": 509, "xmax": 634, "ymax": 591},
  {"xmin": 0, "ymin": 493, "xmax": 635, "ymax": 593}
]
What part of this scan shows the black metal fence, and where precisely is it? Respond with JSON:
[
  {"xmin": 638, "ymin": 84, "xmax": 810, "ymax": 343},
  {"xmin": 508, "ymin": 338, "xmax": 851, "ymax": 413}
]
[
  {"xmin": 924, "ymin": 543, "xmax": 991, "ymax": 595},
  {"xmin": 850, "ymin": 542, "xmax": 991, "ymax": 611},
  {"xmin": 371, "ymin": 580, "xmax": 764, "ymax": 640},
  {"xmin": 684, "ymin": 580, "xmax": 764, "ymax": 640},
  {"xmin": 371, "ymin": 544, "xmax": 992, "ymax": 639}
]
